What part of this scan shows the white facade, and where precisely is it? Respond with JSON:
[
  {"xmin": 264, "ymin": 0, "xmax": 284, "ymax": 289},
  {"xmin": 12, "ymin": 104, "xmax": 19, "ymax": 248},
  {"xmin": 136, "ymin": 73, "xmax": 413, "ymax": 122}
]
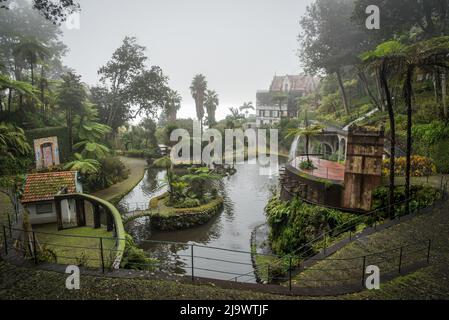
[{"xmin": 25, "ymin": 199, "xmax": 77, "ymax": 225}]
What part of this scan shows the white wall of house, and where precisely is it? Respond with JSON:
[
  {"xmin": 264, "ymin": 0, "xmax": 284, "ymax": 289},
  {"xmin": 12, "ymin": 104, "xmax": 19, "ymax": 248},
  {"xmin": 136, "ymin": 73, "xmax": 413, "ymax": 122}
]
[
  {"xmin": 26, "ymin": 201, "xmax": 57, "ymax": 224},
  {"xmin": 26, "ymin": 199, "xmax": 77, "ymax": 225}
]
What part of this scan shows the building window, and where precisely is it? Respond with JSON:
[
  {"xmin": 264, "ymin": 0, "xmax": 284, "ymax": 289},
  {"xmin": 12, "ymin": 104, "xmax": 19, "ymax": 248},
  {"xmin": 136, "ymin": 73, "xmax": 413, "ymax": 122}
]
[
  {"xmin": 36, "ymin": 202, "xmax": 53, "ymax": 214},
  {"xmin": 264, "ymin": 110, "xmax": 270, "ymax": 117}
]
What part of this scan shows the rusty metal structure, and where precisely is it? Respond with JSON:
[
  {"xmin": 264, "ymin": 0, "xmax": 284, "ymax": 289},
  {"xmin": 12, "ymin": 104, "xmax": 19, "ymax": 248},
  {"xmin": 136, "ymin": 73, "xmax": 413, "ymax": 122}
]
[{"xmin": 280, "ymin": 125, "xmax": 384, "ymax": 212}]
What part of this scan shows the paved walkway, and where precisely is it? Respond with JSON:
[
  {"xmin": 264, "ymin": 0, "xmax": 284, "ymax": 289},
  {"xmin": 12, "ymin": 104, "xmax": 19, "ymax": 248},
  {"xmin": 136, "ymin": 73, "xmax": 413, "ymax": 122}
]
[{"xmin": 92, "ymin": 156, "xmax": 147, "ymax": 203}]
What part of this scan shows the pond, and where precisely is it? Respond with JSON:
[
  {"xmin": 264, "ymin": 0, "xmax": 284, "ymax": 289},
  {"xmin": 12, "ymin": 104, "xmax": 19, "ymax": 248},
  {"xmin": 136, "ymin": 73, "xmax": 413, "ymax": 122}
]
[{"xmin": 119, "ymin": 160, "xmax": 284, "ymax": 282}]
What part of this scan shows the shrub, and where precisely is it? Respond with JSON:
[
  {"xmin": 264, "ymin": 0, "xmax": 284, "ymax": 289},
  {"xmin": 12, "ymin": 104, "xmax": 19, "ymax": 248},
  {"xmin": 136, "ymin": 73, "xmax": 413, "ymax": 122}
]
[
  {"xmin": 83, "ymin": 157, "xmax": 129, "ymax": 192},
  {"xmin": 120, "ymin": 234, "xmax": 157, "ymax": 270},
  {"xmin": 265, "ymin": 197, "xmax": 360, "ymax": 256},
  {"xmin": 173, "ymin": 198, "xmax": 200, "ymax": 208},
  {"xmin": 382, "ymin": 155, "xmax": 436, "ymax": 177},
  {"xmin": 372, "ymin": 184, "xmax": 440, "ymax": 217},
  {"xmin": 299, "ymin": 160, "xmax": 316, "ymax": 170}
]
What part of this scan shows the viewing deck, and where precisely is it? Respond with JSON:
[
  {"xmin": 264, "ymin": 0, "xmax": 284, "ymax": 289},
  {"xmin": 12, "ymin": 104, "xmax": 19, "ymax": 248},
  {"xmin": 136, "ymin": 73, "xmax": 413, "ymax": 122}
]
[{"xmin": 290, "ymin": 156, "xmax": 345, "ymax": 182}]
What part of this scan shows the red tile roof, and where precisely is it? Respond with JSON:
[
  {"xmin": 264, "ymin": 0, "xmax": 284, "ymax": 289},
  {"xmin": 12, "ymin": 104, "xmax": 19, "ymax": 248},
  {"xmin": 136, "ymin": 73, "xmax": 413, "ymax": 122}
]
[
  {"xmin": 21, "ymin": 171, "xmax": 79, "ymax": 203},
  {"xmin": 269, "ymin": 75, "xmax": 319, "ymax": 93}
]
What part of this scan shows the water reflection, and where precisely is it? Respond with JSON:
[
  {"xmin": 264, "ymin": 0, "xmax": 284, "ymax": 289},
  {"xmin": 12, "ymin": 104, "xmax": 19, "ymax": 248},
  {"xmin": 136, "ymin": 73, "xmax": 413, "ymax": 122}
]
[{"xmin": 123, "ymin": 159, "xmax": 285, "ymax": 281}]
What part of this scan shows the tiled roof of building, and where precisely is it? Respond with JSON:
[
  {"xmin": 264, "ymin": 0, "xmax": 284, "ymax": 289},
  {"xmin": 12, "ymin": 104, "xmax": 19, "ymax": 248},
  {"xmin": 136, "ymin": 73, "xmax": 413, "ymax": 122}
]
[
  {"xmin": 269, "ymin": 74, "xmax": 319, "ymax": 93},
  {"xmin": 21, "ymin": 171, "xmax": 79, "ymax": 203}
]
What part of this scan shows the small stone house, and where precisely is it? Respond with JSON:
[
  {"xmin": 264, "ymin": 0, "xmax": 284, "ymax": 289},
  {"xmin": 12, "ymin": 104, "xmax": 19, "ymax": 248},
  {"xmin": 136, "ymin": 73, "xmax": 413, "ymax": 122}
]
[{"xmin": 21, "ymin": 171, "xmax": 83, "ymax": 225}]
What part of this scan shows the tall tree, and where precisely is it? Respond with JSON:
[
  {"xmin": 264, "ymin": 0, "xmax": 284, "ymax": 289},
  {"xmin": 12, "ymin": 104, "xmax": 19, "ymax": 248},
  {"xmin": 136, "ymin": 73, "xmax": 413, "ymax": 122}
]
[
  {"xmin": 58, "ymin": 72, "xmax": 86, "ymax": 154},
  {"xmin": 299, "ymin": 0, "xmax": 367, "ymax": 114},
  {"xmin": 204, "ymin": 89, "xmax": 219, "ymax": 126},
  {"xmin": 164, "ymin": 89, "xmax": 181, "ymax": 122},
  {"xmin": 94, "ymin": 37, "xmax": 170, "ymax": 136},
  {"xmin": 190, "ymin": 74, "xmax": 207, "ymax": 130},
  {"xmin": 13, "ymin": 38, "xmax": 49, "ymax": 86},
  {"xmin": 1, "ymin": 0, "xmax": 81, "ymax": 25},
  {"xmin": 361, "ymin": 41, "xmax": 406, "ymax": 217}
]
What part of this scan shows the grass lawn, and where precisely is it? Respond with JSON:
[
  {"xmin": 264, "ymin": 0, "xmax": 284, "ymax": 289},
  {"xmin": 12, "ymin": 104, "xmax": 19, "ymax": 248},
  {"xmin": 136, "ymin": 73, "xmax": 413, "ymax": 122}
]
[
  {"xmin": 0, "ymin": 191, "xmax": 15, "ymax": 245},
  {"xmin": 292, "ymin": 199, "xmax": 449, "ymax": 297},
  {"xmin": 32, "ymin": 223, "xmax": 117, "ymax": 269}
]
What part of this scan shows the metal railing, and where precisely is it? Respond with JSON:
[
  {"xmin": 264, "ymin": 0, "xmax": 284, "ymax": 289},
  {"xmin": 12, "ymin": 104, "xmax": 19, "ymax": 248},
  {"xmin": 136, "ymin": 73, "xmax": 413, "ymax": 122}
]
[{"xmin": 0, "ymin": 221, "xmax": 434, "ymax": 293}]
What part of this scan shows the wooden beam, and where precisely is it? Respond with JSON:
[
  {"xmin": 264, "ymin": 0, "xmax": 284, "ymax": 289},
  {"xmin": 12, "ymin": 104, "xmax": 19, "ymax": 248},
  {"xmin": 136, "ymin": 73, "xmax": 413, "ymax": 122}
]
[{"xmin": 93, "ymin": 204, "xmax": 101, "ymax": 229}]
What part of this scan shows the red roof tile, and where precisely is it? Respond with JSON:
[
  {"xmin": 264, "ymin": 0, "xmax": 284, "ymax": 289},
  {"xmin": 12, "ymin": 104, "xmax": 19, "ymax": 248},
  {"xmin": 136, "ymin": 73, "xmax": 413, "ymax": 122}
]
[{"xmin": 21, "ymin": 171, "xmax": 79, "ymax": 203}]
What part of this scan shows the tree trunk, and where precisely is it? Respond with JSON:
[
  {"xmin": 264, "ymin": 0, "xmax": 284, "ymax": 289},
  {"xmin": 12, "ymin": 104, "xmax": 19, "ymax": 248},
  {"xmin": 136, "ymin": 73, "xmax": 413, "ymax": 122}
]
[
  {"xmin": 358, "ymin": 71, "xmax": 381, "ymax": 111},
  {"xmin": 379, "ymin": 61, "xmax": 396, "ymax": 218},
  {"xmin": 375, "ymin": 69, "xmax": 385, "ymax": 111},
  {"xmin": 7, "ymin": 89, "xmax": 12, "ymax": 113},
  {"xmin": 442, "ymin": 70, "xmax": 447, "ymax": 119},
  {"xmin": 433, "ymin": 70, "xmax": 441, "ymax": 104},
  {"xmin": 335, "ymin": 69, "xmax": 350, "ymax": 114},
  {"xmin": 404, "ymin": 66, "xmax": 414, "ymax": 216}
]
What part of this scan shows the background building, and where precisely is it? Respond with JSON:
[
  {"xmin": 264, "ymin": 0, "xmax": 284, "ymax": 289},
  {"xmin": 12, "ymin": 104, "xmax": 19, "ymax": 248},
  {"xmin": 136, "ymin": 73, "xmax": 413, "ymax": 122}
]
[{"xmin": 256, "ymin": 74, "xmax": 319, "ymax": 126}]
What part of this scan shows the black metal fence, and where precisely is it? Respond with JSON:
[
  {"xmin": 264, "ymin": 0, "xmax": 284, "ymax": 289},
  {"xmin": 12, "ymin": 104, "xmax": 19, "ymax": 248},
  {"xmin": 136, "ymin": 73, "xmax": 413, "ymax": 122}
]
[{"xmin": 0, "ymin": 222, "xmax": 433, "ymax": 292}]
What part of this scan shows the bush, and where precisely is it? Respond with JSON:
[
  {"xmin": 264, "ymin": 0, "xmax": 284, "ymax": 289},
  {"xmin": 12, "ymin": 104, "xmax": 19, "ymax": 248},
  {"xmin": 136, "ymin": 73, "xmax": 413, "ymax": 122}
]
[
  {"xmin": 0, "ymin": 156, "xmax": 32, "ymax": 175},
  {"xmin": 120, "ymin": 234, "xmax": 157, "ymax": 270},
  {"xmin": 382, "ymin": 155, "xmax": 436, "ymax": 177},
  {"xmin": 299, "ymin": 160, "xmax": 316, "ymax": 170},
  {"xmin": 83, "ymin": 157, "xmax": 129, "ymax": 192},
  {"xmin": 265, "ymin": 197, "xmax": 360, "ymax": 255},
  {"xmin": 372, "ymin": 184, "xmax": 440, "ymax": 218},
  {"xmin": 173, "ymin": 198, "xmax": 200, "ymax": 208}
]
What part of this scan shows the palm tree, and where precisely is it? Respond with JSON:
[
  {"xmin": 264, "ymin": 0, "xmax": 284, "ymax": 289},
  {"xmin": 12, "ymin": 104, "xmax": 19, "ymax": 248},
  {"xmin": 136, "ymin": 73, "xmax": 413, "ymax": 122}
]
[
  {"xmin": 64, "ymin": 153, "xmax": 100, "ymax": 174},
  {"xmin": 0, "ymin": 74, "xmax": 40, "ymax": 112},
  {"xmin": 58, "ymin": 72, "xmax": 86, "ymax": 154},
  {"xmin": 401, "ymin": 37, "xmax": 449, "ymax": 214},
  {"xmin": 204, "ymin": 89, "xmax": 219, "ymax": 126},
  {"xmin": 361, "ymin": 41, "xmax": 405, "ymax": 217},
  {"xmin": 285, "ymin": 124, "xmax": 324, "ymax": 163},
  {"xmin": 75, "ymin": 102, "xmax": 111, "ymax": 141},
  {"xmin": 0, "ymin": 122, "xmax": 31, "ymax": 158},
  {"xmin": 73, "ymin": 141, "xmax": 110, "ymax": 159},
  {"xmin": 13, "ymin": 38, "xmax": 50, "ymax": 86},
  {"xmin": 165, "ymin": 90, "xmax": 181, "ymax": 122},
  {"xmin": 239, "ymin": 101, "xmax": 254, "ymax": 118},
  {"xmin": 190, "ymin": 74, "xmax": 207, "ymax": 131}
]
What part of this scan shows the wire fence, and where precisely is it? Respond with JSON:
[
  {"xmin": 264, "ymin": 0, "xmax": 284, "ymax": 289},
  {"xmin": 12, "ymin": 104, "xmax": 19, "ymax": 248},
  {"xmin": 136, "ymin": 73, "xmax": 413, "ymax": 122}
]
[
  {"xmin": 1, "ymin": 220, "xmax": 433, "ymax": 292},
  {"xmin": 0, "ymin": 182, "xmax": 444, "ymax": 293}
]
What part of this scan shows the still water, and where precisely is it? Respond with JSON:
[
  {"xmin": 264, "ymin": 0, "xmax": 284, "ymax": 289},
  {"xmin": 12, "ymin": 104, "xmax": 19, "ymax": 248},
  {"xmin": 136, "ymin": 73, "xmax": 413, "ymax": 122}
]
[{"xmin": 120, "ymin": 161, "xmax": 282, "ymax": 282}]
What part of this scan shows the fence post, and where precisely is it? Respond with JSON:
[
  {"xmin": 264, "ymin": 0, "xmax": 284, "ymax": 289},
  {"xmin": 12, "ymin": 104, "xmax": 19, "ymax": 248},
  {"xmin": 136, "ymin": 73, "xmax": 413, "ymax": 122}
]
[
  {"xmin": 361, "ymin": 256, "xmax": 366, "ymax": 287},
  {"xmin": 191, "ymin": 244, "xmax": 194, "ymax": 281},
  {"xmin": 289, "ymin": 256, "xmax": 292, "ymax": 292},
  {"xmin": 7, "ymin": 214, "xmax": 12, "ymax": 238},
  {"xmin": 32, "ymin": 231, "xmax": 38, "ymax": 264},
  {"xmin": 427, "ymin": 239, "xmax": 431, "ymax": 264},
  {"xmin": 349, "ymin": 230, "xmax": 352, "ymax": 241},
  {"xmin": 100, "ymin": 237, "xmax": 105, "ymax": 273},
  {"xmin": 3, "ymin": 225, "xmax": 8, "ymax": 255},
  {"xmin": 323, "ymin": 234, "xmax": 327, "ymax": 254},
  {"xmin": 398, "ymin": 246, "xmax": 403, "ymax": 274}
]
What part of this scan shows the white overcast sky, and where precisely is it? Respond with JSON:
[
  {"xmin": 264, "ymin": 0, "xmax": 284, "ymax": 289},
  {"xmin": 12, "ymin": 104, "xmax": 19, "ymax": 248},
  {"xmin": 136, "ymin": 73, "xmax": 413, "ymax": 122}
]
[{"xmin": 60, "ymin": 0, "xmax": 313, "ymax": 121}]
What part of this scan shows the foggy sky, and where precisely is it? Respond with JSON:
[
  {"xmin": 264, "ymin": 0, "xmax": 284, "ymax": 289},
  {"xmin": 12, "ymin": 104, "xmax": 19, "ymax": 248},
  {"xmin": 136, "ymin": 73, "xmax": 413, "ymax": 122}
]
[{"xmin": 61, "ymin": 0, "xmax": 313, "ymax": 121}]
